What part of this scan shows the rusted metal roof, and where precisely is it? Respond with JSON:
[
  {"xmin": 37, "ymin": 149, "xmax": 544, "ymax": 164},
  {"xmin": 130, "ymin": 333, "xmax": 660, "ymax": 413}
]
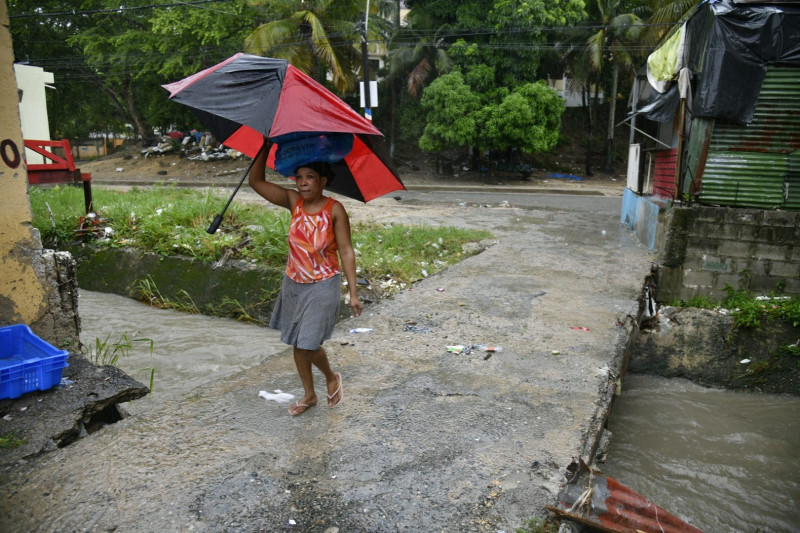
[{"xmin": 548, "ymin": 459, "xmax": 704, "ymax": 533}]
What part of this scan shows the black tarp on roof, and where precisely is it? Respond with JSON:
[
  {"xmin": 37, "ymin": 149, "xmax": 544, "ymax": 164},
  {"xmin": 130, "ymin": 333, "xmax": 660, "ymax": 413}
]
[{"xmin": 641, "ymin": 0, "xmax": 800, "ymax": 124}]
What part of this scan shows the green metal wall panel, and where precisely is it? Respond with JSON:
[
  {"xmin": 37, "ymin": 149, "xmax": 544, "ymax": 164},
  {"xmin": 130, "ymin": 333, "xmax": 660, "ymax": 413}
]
[
  {"xmin": 699, "ymin": 67, "xmax": 800, "ymax": 210},
  {"xmin": 701, "ymin": 152, "xmax": 787, "ymax": 208},
  {"xmin": 787, "ymin": 150, "xmax": 800, "ymax": 210}
]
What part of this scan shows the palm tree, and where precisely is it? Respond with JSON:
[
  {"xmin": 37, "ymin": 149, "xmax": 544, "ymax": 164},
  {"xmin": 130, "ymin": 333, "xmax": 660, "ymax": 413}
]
[
  {"xmin": 556, "ymin": 31, "xmax": 604, "ymax": 176},
  {"xmin": 584, "ymin": 0, "xmax": 644, "ymax": 172},
  {"xmin": 244, "ymin": 0, "xmax": 382, "ymax": 94},
  {"xmin": 386, "ymin": 10, "xmax": 452, "ymax": 98},
  {"xmin": 641, "ymin": 0, "xmax": 698, "ymax": 46}
]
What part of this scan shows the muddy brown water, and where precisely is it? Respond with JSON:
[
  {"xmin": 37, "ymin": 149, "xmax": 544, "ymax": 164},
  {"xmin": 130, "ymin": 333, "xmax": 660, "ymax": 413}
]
[
  {"xmin": 79, "ymin": 290, "xmax": 286, "ymax": 415},
  {"xmin": 602, "ymin": 374, "xmax": 800, "ymax": 533}
]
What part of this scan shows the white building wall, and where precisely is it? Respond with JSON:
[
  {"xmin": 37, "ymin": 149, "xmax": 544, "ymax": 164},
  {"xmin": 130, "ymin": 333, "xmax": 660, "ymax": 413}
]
[
  {"xmin": 548, "ymin": 76, "xmax": 604, "ymax": 108},
  {"xmin": 14, "ymin": 63, "xmax": 53, "ymax": 164}
]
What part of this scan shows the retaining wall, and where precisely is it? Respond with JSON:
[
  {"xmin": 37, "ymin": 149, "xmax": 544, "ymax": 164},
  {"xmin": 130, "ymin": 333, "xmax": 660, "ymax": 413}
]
[
  {"xmin": 658, "ymin": 206, "xmax": 800, "ymax": 302},
  {"xmin": 66, "ymin": 245, "xmax": 284, "ymax": 324}
]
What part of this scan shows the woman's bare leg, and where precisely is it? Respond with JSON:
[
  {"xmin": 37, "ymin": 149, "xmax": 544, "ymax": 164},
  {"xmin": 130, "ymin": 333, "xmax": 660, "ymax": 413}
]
[{"xmin": 294, "ymin": 346, "xmax": 342, "ymax": 408}]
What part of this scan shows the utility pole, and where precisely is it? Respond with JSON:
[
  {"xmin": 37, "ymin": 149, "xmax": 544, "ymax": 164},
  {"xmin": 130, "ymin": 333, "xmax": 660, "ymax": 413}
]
[{"xmin": 361, "ymin": 2, "xmax": 372, "ymax": 121}]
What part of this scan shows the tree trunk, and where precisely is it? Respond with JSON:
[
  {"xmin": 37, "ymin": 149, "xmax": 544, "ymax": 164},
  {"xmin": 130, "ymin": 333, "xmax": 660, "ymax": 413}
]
[
  {"xmin": 584, "ymin": 88, "xmax": 594, "ymax": 177},
  {"xmin": 125, "ymin": 86, "xmax": 149, "ymax": 146},
  {"xmin": 95, "ymin": 80, "xmax": 147, "ymax": 145},
  {"xmin": 603, "ymin": 61, "xmax": 620, "ymax": 173}
]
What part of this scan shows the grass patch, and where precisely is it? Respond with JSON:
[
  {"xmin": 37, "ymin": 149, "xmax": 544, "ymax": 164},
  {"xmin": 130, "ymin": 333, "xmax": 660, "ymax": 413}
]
[{"xmin": 30, "ymin": 185, "xmax": 491, "ymax": 291}]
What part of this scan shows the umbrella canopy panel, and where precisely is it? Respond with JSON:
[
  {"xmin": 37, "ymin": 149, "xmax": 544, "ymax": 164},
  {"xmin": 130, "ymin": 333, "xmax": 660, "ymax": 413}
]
[
  {"xmin": 163, "ymin": 53, "xmax": 383, "ymax": 158},
  {"xmin": 163, "ymin": 53, "xmax": 405, "ymax": 202}
]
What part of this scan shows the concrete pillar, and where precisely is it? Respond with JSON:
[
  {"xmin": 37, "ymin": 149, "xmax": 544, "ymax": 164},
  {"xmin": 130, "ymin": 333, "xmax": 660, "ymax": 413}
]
[{"xmin": 0, "ymin": 1, "xmax": 79, "ymax": 348}]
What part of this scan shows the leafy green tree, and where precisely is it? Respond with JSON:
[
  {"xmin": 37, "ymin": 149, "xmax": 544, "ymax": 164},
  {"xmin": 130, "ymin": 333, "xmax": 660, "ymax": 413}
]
[
  {"xmin": 486, "ymin": 0, "xmax": 586, "ymax": 85},
  {"xmin": 9, "ymin": 0, "xmax": 105, "ymax": 139},
  {"xmin": 418, "ymin": 70, "xmax": 480, "ymax": 152},
  {"xmin": 482, "ymin": 82, "xmax": 564, "ymax": 154},
  {"xmin": 406, "ymin": 0, "xmax": 586, "ymax": 87},
  {"xmin": 10, "ymin": 1, "xmax": 256, "ymax": 142}
]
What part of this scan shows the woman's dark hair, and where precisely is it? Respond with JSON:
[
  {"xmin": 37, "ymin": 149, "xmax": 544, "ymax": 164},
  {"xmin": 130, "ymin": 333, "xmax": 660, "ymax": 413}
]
[{"xmin": 295, "ymin": 161, "xmax": 335, "ymax": 185}]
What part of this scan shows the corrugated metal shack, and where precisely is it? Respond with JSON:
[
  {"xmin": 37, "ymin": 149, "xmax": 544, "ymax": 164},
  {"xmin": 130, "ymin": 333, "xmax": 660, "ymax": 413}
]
[{"xmin": 629, "ymin": 0, "xmax": 800, "ymax": 208}]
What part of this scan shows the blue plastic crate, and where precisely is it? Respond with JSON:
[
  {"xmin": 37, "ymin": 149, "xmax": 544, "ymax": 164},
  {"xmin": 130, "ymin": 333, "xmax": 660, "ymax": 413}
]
[{"xmin": 0, "ymin": 324, "xmax": 69, "ymax": 400}]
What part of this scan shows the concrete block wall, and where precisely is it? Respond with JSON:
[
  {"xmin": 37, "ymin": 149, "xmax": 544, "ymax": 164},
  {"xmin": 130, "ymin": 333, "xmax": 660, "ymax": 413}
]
[{"xmin": 658, "ymin": 206, "xmax": 800, "ymax": 302}]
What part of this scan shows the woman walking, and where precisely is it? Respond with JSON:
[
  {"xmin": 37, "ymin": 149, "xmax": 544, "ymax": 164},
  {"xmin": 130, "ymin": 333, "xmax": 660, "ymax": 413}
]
[{"xmin": 249, "ymin": 138, "xmax": 363, "ymax": 416}]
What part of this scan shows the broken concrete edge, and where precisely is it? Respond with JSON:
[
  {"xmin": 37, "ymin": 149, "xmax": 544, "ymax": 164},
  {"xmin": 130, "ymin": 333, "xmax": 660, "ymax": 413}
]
[
  {"xmin": 0, "ymin": 352, "xmax": 148, "ymax": 467},
  {"xmin": 577, "ymin": 265, "xmax": 657, "ymax": 466}
]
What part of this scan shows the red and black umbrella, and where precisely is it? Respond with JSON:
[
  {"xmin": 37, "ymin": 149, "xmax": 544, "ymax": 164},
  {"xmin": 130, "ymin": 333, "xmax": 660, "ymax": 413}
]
[{"xmin": 162, "ymin": 53, "xmax": 404, "ymax": 204}]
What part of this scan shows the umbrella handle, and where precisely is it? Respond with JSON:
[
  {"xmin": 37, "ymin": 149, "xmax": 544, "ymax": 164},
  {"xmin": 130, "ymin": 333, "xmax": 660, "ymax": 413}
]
[{"xmin": 206, "ymin": 141, "xmax": 270, "ymax": 234}]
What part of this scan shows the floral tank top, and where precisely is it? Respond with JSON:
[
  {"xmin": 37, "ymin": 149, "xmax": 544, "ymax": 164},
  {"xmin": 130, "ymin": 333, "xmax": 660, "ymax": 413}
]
[{"xmin": 285, "ymin": 196, "xmax": 341, "ymax": 283}]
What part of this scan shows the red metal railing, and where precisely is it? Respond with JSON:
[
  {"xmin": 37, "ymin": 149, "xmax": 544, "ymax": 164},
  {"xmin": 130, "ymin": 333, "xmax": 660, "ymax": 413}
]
[{"xmin": 24, "ymin": 139, "xmax": 93, "ymax": 213}]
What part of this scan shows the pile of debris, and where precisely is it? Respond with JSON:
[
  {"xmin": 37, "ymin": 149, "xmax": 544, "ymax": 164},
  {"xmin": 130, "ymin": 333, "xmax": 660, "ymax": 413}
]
[{"xmin": 141, "ymin": 130, "xmax": 247, "ymax": 162}]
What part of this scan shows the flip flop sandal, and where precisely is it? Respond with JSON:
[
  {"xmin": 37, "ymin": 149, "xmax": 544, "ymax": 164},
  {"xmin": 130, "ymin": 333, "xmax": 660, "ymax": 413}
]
[
  {"xmin": 288, "ymin": 402, "xmax": 315, "ymax": 416},
  {"xmin": 327, "ymin": 373, "xmax": 343, "ymax": 408}
]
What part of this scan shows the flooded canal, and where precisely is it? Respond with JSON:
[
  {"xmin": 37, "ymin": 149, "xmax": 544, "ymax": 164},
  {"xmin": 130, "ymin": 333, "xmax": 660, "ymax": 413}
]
[
  {"xmin": 603, "ymin": 374, "xmax": 800, "ymax": 533},
  {"xmin": 78, "ymin": 289, "xmax": 286, "ymax": 415}
]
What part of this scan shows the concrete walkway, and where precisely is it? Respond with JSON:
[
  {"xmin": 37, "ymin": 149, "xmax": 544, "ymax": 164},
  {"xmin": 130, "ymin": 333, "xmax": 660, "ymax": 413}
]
[{"xmin": 0, "ymin": 191, "xmax": 652, "ymax": 532}]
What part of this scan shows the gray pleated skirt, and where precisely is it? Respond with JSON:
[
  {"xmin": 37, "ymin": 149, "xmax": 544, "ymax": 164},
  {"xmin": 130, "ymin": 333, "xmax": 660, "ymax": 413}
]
[{"xmin": 269, "ymin": 273, "xmax": 341, "ymax": 350}]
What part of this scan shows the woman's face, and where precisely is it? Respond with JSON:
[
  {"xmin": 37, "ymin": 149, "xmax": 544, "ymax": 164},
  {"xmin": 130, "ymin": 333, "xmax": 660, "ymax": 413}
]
[{"xmin": 295, "ymin": 167, "xmax": 326, "ymax": 198}]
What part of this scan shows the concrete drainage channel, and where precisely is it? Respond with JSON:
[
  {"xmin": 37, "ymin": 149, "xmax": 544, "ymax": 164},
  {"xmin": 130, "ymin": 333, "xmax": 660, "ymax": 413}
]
[{"xmin": 65, "ymin": 244, "xmax": 284, "ymax": 324}]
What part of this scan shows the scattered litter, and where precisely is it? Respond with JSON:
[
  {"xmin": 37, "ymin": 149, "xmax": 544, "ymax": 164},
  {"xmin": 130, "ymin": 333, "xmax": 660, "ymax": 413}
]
[
  {"xmin": 2, "ymin": 414, "xmax": 12, "ymax": 421},
  {"xmin": 115, "ymin": 167, "xmax": 124, "ymax": 172},
  {"xmin": 545, "ymin": 173, "xmax": 584, "ymax": 181},
  {"xmin": 404, "ymin": 325, "xmax": 432, "ymax": 334},
  {"xmin": 601, "ymin": 230, "xmax": 607, "ymax": 235},
  {"xmin": 59, "ymin": 378, "xmax": 75, "ymax": 386},
  {"xmin": 421, "ymin": 269, "xmax": 429, "ymax": 277},
  {"xmin": 350, "ymin": 328, "xmax": 373, "ymax": 333},
  {"xmin": 447, "ymin": 344, "xmax": 503, "ymax": 357},
  {"xmin": 551, "ymin": 350, "xmax": 560, "ymax": 355},
  {"xmin": 571, "ymin": 326, "xmax": 591, "ymax": 332},
  {"xmin": 288, "ymin": 519, "xmax": 297, "ymax": 526},
  {"xmin": 436, "ymin": 287, "xmax": 445, "ymax": 292},
  {"xmin": 258, "ymin": 390, "xmax": 295, "ymax": 403},
  {"xmin": 475, "ymin": 344, "xmax": 503, "ymax": 353},
  {"xmin": 740, "ymin": 358, "xmax": 751, "ymax": 364}
]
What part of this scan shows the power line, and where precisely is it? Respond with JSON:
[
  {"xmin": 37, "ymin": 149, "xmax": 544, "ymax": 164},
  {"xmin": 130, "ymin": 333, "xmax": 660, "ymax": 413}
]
[{"xmin": 9, "ymin": 0, "xmax": 229, "ymax": 18}]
